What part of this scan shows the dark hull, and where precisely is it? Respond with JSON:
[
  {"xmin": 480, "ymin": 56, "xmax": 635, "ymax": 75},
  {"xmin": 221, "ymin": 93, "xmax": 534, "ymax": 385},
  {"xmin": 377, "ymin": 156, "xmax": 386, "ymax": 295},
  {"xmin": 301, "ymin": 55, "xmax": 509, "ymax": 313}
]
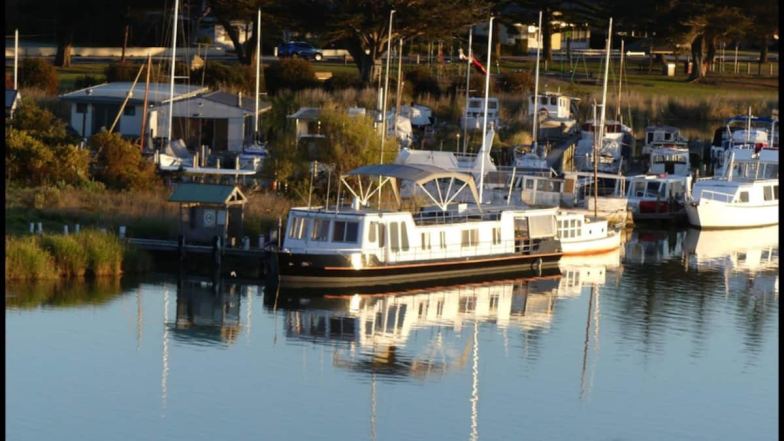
[{"xmin": 272, "ymin": 248, "xmax": 562, "ymax": 290}]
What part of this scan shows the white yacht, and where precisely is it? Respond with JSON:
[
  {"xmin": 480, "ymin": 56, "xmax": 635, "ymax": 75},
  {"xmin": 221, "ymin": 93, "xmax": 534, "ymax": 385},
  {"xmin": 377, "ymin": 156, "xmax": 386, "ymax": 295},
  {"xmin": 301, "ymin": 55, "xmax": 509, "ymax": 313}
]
[
  {"xmin": 555, "ymin": 210, "xmax": 622, "ymax": 256},
  {"xmin": 273, "ymin": 164, "xmax": 562, "ymax": 289},
  {"xmin": 528, "ymin": 91, "xmax": 580, "ymax": 138},
  {"xmin": 626, "ymin": 173, "xmax": 692, "ymax": 222},
  {"xmin": 686, "ymin": 149, "xmax": 778, "ymax": 228},
  {"xmin": 709, "ymin": 113, "xmax": 777, "ymax": 176}
]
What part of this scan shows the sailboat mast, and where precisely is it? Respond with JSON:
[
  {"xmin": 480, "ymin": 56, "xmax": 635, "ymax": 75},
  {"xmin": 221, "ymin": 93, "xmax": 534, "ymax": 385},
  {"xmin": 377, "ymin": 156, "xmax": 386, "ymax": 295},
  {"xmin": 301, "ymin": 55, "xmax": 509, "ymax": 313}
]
[
  {"xmin": 595, "ymin": 18, "xmax": 613, "ymax": 218},
  {"xmin": 394, "ymin": 38, "xmax": 403, "ymax": 132},
  {"xmin": 616, "ymin": 39, "xmax": 624, "ymax": 121},
  {"xmin": 532, "ymin": 11, "xmax": 542, "ymax": 149},
  {"xmin": 463, "ymin": 27, "xmax": 472, "ymax": 154},
  {"xmin": 379, "ymin": 9, "xmax": 396, "ymax": 165},
  {"xmin": 14, "ymin": 29, "xmax": 19, "ymax": 90},
  {"xmin": 167, "ymin": 0, "xmax": 180, "ymax": 147},
  {"xmin": 140, "ymin": 53, "xmax": 152, "ymax": 152},
  {"xmin": 479, "ymin": 16, "xmax": 494, "ymax": 205},
  {"xmin": 254, "ymin": 8, "xmax": 261, "ymax": 140}
]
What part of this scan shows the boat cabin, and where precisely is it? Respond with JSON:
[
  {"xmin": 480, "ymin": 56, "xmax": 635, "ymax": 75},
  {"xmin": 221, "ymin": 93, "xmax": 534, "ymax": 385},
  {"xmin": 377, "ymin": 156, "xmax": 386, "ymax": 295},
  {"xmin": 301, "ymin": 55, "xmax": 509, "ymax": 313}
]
[
  {"xmin": 627, "ymin": 174, "xmax": 692, "ymax": 219},
  {"xmin": 528, "ymin": 92, "xmax": 578, "ymax": 120},
  {"xmin": 648, "ymin": 147, "xmax": 690, "ymax": 176},
  {"xmin": 461, "ymin": 97, "xmax": 500, "ymax": 131},
  {"xmin": 644, "ymin": 125, "xmax": 684, "ymax": 147}
]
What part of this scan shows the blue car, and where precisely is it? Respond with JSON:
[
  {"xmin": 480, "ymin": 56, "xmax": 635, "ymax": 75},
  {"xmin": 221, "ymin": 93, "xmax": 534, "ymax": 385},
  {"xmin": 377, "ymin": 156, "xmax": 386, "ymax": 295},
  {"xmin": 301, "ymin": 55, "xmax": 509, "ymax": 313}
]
[{"xmin": 277, "ymin": 41, "xmax": 324, "ymax": 61}]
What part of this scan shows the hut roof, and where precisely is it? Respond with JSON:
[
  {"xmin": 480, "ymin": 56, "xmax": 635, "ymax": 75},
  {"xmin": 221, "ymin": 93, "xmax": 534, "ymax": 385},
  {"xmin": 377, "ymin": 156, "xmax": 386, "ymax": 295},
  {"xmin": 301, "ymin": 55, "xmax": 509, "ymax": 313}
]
[{"xmin": 168, "ymin": 183, "xmax": 246, "ymax": 205}]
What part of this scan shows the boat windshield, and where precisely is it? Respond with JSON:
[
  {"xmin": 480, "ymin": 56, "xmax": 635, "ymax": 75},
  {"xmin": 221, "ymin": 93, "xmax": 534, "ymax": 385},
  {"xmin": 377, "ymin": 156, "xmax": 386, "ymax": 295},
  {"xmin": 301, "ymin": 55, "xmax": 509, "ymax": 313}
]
[{"xmin": 631, "ymin": 180, "xmax": 664, "ymax": 198}]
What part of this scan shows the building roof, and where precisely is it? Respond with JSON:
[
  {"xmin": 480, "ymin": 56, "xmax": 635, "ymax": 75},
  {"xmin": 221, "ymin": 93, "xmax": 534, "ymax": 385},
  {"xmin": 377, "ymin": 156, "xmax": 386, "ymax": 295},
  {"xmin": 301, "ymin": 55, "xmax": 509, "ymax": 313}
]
[
  {"xmin": 5, "ymin": 89, "xmax": 20, "ymax": 109},
  {"xmin": 168, "ymin": 183, "xmax": 246, "ymax": 205},
  {"xmin": 287, "ymin": 107, "xmax": 321, "ymax": 120},
  {"xmin": 191, "ymin": 90, "xmax": 271, "ymax": 114},
  {"xmin": 60, "ymin": 82, "xmax": 208, "ymax": 105}
]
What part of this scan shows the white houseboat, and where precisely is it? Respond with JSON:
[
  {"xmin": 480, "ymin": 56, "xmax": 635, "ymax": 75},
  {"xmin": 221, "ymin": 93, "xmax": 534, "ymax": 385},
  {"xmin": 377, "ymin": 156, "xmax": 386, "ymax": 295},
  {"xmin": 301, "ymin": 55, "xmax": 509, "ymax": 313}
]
[
  {"xmin": 273, "ymin": 163, "xmax": 562, "ymax": 289},
  {"xmin": 461, "ymin": 97, "xmax": 501, "ymax": 131},
  {"xmin": 528, "ymin": 91, "xmax": 580, "ymax": 139},
  {"xmin": 686, "ymin": 149, "xmax": 778, "ymax": 228},
  {"xmin": 709, "ymin": 113, "xmax": 777, "ymax": 176}
]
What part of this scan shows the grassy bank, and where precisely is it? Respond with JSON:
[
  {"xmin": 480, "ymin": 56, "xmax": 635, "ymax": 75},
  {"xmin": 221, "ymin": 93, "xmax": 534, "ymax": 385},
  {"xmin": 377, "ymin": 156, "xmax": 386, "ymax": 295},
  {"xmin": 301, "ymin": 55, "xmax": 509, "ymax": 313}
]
[
  {"xmin": 5, "ymin": 184, "xmax": 292, "ymax": 240},
  {"xmin": 5, "ymin": 229, "xmax": 151, "ymax": 281}
]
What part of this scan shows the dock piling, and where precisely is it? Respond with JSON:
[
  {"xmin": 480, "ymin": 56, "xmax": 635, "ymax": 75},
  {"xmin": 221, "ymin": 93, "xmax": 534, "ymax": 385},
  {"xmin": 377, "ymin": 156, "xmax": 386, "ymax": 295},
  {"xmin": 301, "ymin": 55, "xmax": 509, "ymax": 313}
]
[
  {"xmin": 37, "ymin": 222, "xmax": 43, "ymax": 235},
  {"xmin": 29, "ymin": 223, "xmax": 34, "ymax": 234},
  {"xmin": 63, "ymin": 225, "xmax": 69, "ymax": 235},
  {"xmin": 75, "ymin": 224, "xmax": 80, "ymax": 234},
  {"xmin": 119, "ymin": 225, "xmax": 126, "ymax": 239}
]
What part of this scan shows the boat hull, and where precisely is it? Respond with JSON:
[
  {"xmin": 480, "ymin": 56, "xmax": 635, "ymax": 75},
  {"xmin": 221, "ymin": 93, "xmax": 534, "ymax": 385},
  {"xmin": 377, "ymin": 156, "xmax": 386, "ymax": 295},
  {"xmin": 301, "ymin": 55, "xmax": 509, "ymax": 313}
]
[
  {"xmin": 685, "ymin": 199, "xmax": 778, "ymax": 229},
  {"xmin": 273, "ymin": 249, "xmax": 562, "ymax": 289},
  {"xmin": 560, "ymin": 231, "xmax": 622, "ymax": 256}
]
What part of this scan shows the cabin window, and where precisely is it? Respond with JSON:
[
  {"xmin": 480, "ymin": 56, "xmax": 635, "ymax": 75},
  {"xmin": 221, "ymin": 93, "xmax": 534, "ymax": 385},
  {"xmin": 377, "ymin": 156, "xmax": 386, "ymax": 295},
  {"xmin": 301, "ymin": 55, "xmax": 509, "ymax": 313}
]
[
  {"xmin": 487, "ymin": 101, "xmax": 498, "ymax": 109},
  {"xmin": 389, "ymin": 222, "xmax": 400, "ymax": 251},
  {"xmin": 492, "ymin": 227, "xmax": 501, "ymax": 245},
  {"xmin": 123, "ymin": 106, "xmax": 136, "ymax": 116},
  {"xmin": 311, "ymin": 218, "xmax": 330, "ymax": 241},
  {"xmin": 525, "ymin": 179, "xmax": 535, "ymax": 190},
  {"xmin": 461, "ymin": 229, "xmax": 479, "ymax": 247},
  {"xmin": 738, "ymin": 191, "xmax": 749, "ymax": 203},
  {"xmin": 646, "ymin": 133, "xmax": 654, "ymax": 144},
  {"xmin": 440, "ymin": 231, "xmax": 447, "ymax": 249},
  {"xmin": 421, "ymin": 232, "xmax": 431, "ymax": 250},
  {"xmin": 378, "ymin": 223, "xmax": 386, "ymax": 247},
  {"xmin": 664, "ymin": 132, "xmax": 671, "ymax": 140},
  {"xmin": 368, "ymin": 221, "xmax": 377, "ymax": 242},
  {"xmin": 76, "ymin": 103, "xmax": 87, "ymax": 114},
  {"xmin": 774, "ymin": 185, "xmax": 779, "ymax": 200},
  {"xmin": 550, "ymin": 96, "xmax": 557, "ymax": 105},
  {"xmin": 646, "ymin": 182, "xmax": 660, "ymax": 198},
  {"xmin": 400, "ymin": 224, "xmax": 409, "ymax": 251},
  {"xmin": 288, "ymin": 216, "xmax": 309, "ymax": 240},
  {"xmin": 763, "ymin": 186, "xmax": 774, "ymax": 201},
  {"xmin": 333, "ymin": 221, "xmax": 359, "ymax": 243}
]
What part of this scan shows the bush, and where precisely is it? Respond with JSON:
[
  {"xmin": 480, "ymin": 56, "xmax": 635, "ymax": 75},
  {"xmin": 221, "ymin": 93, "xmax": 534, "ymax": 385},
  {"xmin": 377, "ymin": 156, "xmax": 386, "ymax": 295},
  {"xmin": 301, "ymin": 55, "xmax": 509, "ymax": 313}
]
[
  {"xmin": 264, "ymin": 58, "xmax": 318, "ymax": 94},
  {"xmin": 6, "ymin": 128, "xmax": 55, "ymax": 185},
  {"xmin": 10, "ymin": 98, "xmax": 73, "ymax": 145},
  {"xmin": 191, "ymin": 61, "xmax": 254, "ymax": 92},
  {"xmin": 405, "ymin": 67, "xmax": 441, "ymax": 98},
  {"xmin": 5, "ymin": 236, "xmax": 57, "ymax": 280},
  {"xmin": 20, "ymin": 58, "xmax": 59, "ymax": 95},
  {"xmin": 498, "ymin": 71, "xmax": 533, "ymax": 93},
  {"xmin": 324, "ymin": 71, "xmax": 361, "ymax": 91},
  {"xmin": 89, "ymin": 131, "xmax": 159, "ymax": 190},
  {"xmin": 74, "ymin": 75, "xmax": 103, "ymax": 89}
]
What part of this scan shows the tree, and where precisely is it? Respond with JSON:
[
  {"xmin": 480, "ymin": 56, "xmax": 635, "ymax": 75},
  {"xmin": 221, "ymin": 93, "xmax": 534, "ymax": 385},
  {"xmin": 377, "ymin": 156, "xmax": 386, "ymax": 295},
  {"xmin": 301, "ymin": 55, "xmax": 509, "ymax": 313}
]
[
  {"xmin": 208, "ymin": 0, "xmax": 281, "ymax": 65},
  {"xmin": 274, "ymin": 0, "xmax": 490, "ymax": 84}
]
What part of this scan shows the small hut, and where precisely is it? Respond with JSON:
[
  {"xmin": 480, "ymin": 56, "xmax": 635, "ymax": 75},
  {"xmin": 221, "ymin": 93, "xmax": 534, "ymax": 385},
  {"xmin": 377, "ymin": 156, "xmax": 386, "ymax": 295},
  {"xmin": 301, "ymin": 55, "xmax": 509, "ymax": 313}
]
[{"xmin": 169, "ymin": 183, "xmax": 247, "ymax": 244}]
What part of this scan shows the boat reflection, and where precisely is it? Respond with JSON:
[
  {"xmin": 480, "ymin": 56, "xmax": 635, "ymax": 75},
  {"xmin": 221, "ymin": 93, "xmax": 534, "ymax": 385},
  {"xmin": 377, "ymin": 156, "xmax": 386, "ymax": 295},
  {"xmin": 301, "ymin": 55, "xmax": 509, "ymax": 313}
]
[
  {"xmin": 623, "ymin": 228, "xmax": 686, "ymax": 264},
  {"xmin": 683, "ymin": 226, "xmax": 778, "ymax": 297}
]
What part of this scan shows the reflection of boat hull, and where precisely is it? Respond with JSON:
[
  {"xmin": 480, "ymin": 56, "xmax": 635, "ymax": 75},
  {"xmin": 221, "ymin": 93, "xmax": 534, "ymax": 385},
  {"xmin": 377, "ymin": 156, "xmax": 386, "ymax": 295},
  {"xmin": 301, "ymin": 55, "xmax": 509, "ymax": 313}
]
[
  {"xmin": 271, "ymin": 251, "xmax": 561, "ymax": 292},
  {"xmin": 683, "ymin": 225, "xmax": 779, "ymax": 258},
  {"xmin": 685, "ymin": 199, "xmax": 778, "ymax": 229}
]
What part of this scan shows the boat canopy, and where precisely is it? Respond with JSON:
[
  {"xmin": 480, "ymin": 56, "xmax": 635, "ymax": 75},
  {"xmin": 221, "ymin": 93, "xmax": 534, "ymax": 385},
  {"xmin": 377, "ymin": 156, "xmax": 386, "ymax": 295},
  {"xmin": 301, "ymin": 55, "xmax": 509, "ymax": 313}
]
[{"xmin": 342, "ymin": 163, "xmax": 480, "ymax": 211}]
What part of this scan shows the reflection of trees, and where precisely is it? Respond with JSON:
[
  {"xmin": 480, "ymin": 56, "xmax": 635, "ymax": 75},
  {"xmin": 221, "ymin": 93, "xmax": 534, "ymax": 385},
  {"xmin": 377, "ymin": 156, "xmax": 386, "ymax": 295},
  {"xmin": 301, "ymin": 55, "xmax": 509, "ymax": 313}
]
[{"xmin": 5, "ymin": 277, "xmax": 126, "ymax": 309}]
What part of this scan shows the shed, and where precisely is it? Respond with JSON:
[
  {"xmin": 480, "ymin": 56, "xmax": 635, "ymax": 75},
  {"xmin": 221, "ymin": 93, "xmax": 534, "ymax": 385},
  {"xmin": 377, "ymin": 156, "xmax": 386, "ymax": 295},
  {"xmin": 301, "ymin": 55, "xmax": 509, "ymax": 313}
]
[
  {"xmin": 287, "ymin": 107, "xmax": 324, "ymax": 142},
  {"xmin": 5, "ymin": 89, "xmax": 21, "ymax": 119},
  {"xmin": 169, "ymin": 183, "xmax": 247, "ymax": 244}
]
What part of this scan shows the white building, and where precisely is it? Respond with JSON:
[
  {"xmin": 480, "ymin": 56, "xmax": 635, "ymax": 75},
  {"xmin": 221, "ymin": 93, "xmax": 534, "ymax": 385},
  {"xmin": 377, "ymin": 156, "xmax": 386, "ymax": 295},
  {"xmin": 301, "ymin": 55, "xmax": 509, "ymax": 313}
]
[{"xmin": 60, "ymin": 82, "xmax": 270, "ymax": 152}]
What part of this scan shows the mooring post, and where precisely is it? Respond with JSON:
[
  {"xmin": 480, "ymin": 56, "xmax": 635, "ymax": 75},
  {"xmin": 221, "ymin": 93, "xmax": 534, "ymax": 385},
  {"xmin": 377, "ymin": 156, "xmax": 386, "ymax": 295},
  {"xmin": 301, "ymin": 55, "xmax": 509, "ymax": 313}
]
[
  {"xmin": 63, "ymin": 225, "xmax": 69, "ymax": 235},
  {"xmin": 178, "ymin": 234, "xmax": 185, "ymax": 261},
  {"xmin": 29, "ymin": 222, "xmax": 34, "ymax": 234},
  {"xmin": 37, "ymin": 222, "xmax": 43, "ymax": 235},
  {"xmin": 277, "ymin": 217, "xmax": 282, "ymax": 249},
  {"xmin": 119, "ymin": 225, "xmax": 126, "ymax": 240},
  {"xmin": 75, "ymin": 224, "xmax": 80, "ymax": 234},
  {"xmin": 242, "ymin": 236, "xmax": 250, "ymax": 250},
  {"xmin": 258, "ymin": 234, "xmax": 265, "ymax": 249}
]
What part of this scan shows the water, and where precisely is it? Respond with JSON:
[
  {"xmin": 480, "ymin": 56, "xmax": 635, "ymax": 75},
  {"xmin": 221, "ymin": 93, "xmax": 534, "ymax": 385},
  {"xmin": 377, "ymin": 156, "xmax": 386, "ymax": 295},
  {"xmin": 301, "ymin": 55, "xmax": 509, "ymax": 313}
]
[{"xmin": 6, "ymin": 226, "xmax": 778, "ymax": 441}]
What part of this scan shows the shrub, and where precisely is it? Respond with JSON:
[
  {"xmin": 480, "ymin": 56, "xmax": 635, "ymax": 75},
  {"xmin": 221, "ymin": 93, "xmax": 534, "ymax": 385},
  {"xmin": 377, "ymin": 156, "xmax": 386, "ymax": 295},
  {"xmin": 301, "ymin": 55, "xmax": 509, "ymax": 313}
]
[
  {"xmin": 40, "ymin": 234, "xmax": 88, "ymax": 277},
  {"xmin": 20, "ymin": 58, "xmax": 59, "ymax": 95},
  {"xmin": 405, "ymin": 67, "xmax": 441, "ymax": 98},
  {"xmin": 191, "ymin": 61, "xmax": 254, "ymax": 92},
  {"xmin": 74, "ymin": 75, "xmax": 103, "ymax": 89},
  {"xmin": 89, "ymin": 131, "xmax": 159, "ymax": 190},
  {"xmin": 104, "ymin": 61, "xmax": 142, "ymax": 82},
  {"xmin": 9, "ymin": 98, "xmax": 73, "ymax": 145},
  {"xmin": 5, "ymin": 236, "xmax": 57, "ymax": 280},
  {"xmin": 6, "ymin": 128, "xmax": 56, "ymax": 185},
  {"xmin": 498, "ymin": 71, "xmax": 533, "ymax": 93},
  {"xmin": 264, "ymin": 58, "xmax": 318, "ymax": 94},
  {"xmin": 324, "ymin": 71, "xmax": 361, "ymax": 91}
]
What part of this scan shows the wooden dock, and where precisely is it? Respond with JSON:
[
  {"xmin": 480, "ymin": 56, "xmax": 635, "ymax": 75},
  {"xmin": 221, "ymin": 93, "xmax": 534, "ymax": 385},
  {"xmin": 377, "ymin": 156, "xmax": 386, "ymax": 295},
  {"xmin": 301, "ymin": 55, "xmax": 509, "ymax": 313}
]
[{"xmin": 127, "ymin": 237, "xmax": 271, "ymax": 259}]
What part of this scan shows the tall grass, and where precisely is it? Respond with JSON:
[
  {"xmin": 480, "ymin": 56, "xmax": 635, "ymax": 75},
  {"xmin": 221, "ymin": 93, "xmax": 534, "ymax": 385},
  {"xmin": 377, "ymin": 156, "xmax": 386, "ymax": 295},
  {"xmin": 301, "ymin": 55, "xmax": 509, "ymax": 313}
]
[{"xmin": 5, "ymin": 229, "xmax": 148, "ymax": 281}]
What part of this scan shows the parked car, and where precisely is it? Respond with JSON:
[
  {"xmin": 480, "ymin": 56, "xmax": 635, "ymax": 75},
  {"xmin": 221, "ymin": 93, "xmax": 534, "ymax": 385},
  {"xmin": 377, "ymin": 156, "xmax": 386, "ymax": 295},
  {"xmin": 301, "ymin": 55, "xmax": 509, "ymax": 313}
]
[{"xmin": 277, "ymin": 41, "xmax": 324, "ymax": 61}]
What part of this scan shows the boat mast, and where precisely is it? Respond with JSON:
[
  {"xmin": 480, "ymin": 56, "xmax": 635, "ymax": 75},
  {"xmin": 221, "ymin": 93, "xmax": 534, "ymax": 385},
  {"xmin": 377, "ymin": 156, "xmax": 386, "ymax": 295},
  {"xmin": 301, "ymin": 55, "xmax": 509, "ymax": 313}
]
[
  {"xmin": 14, "ymin": 29, "xmax": 18, "ymax": 90},
  {"xmin": 394, "ymin": 38, "xmax": 403, "ymax": 133},
  {"xmin": 479, "ymin": 16, "xmax": 494, "ymax": 205},
  {"xmin": 380, "ymin": 9, "xmax": 396, "ymax": 165},
  {"xmin": 532, "ymin": 11, "xmax": 542, "ymax": 152},
  {"xmin": 616, "ymin": 39, "xmax": 624, "ymax": 122},
  {"xmin": 167, "ymin": 0, "xmax": 180, "ymax": 148},
  {"xmin": 463, "ymin": 27, "xmax": 472, "ymax": 154},
  {"xmin": 140, "ymin": 53, "xmax": 152, "ymax": 152},
  {"xmin": 595, "ymin": 18, "xmax": 613, "ymax": 218},
  {"xmin": 254, "ymin": 8, "xmax": 261, "ymax": 142}
]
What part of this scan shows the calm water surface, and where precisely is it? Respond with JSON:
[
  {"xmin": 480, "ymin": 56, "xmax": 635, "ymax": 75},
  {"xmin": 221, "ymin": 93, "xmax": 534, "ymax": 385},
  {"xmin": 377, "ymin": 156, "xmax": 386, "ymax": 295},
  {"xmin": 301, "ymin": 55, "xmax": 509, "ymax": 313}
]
[{"xmin": 6, "ymin": 227, "xmax": 778, "ymax": 441}]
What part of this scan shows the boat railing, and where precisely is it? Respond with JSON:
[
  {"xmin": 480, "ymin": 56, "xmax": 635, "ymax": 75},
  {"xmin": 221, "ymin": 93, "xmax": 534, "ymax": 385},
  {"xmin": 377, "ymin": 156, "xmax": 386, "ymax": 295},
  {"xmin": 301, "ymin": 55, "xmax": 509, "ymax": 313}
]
[
  {"xmin": 384, "ymin": 237, "xmax": 546, "ymax": 263},
  {"xmin": 698, "ymin": 189, "xmax": 736, "ymax": 203}
]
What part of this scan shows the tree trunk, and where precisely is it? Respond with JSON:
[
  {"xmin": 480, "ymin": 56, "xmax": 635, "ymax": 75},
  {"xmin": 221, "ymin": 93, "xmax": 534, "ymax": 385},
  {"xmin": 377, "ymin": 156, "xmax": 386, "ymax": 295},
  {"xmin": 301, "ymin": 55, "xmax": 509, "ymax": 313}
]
[
  {"xmin": 758, "ymin": 35, "xmax": 769, "ymax": 75},
  {"xmin": 220, "ymin": 18, "xmax": 249, "ymax": 64},
  {"xmin": 346, "ymin": 44, "xmax": 376, "ymax": 85},
  {"xmin": 689, "ymin": 34, "xmax": 707, "ymax": 81},
  {"xmin": 542, "ymin": 8, "xmax": 552, "ymax": 63},
  {"xmin": 55, "ymin": 30, "xmax": 74, "ymax": 67}
]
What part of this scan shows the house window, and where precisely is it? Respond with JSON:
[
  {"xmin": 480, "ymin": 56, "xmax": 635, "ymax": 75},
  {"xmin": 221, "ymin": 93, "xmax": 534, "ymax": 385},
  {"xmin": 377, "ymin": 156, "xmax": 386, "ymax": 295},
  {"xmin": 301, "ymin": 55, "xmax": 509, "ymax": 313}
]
[
  {"xmin": 738, "ymin": 191, "xmax": 749, "ymax": 203},
  {"xmin": 310, "ymin": 218, "xmax": 330, "ymax": 241},
  {"xmin": 123, "ymin": 106, "xmax": 136, "ymax": 116},
  {"xmin": 76, "ymin": 103, "xmax": 87, "ymax": 114}
]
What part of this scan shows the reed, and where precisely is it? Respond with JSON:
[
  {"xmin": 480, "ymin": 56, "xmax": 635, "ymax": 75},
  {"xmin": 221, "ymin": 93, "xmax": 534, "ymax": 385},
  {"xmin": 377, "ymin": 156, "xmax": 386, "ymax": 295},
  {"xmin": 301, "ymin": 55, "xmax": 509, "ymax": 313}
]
[
  {"xmin": 75, "ymin": 230, "xmax": 124, "ymax": 277},
  {"xmin": 5, "ymin": 236, "xmax": 58, "ymax": 281},
  {"xmin": 39, "ymin": 234, "xmax": 88, "ymax": 277}
]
